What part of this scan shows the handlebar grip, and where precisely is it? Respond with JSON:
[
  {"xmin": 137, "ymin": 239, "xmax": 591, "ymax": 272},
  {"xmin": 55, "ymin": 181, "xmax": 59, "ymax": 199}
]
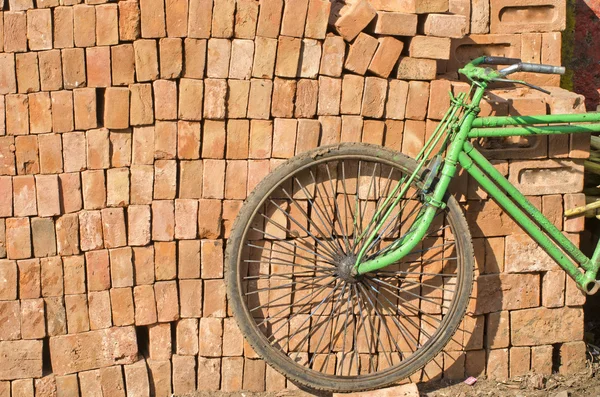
[
  {"xmin": 520, "ymin": 63, "xmax": 566, "ymax": 75},
  {"xmin": 483, "ymin": 56, "xmax": 522, "ymax": 65}
]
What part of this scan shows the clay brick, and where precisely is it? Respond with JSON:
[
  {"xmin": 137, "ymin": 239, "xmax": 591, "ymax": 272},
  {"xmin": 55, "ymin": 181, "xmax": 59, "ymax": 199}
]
[
  {"xmin": 4, "ymin": 12, "xmax": 27, "ymax": 53},
  {"xmin": 384, "ymin": 79, "xmax": 409, "ymax": 120},
  {"xmin": 88, "ymin": 290, "xmax": 113, "ymax": 330},
  {"xmin": 45, "ymin": 296, "xmax": 67, "ymax": 336},
  {"xmin": 28, "ymin": 93, "xmax": 52, "ymax": 134},
  {"xmin": 103, "ymin": 88, "xmax": 130, "ymax": 129},
  {"xmin": 49, "ymin": 326, "xmax": 137, "ymax": 375},
  {"xmin": 31, "ymin": 217, "xmax": 57, "ymax": 258},
  {"xmin": 178, "ymin": 161, "xmax": 203, "ymax": 198},
  {"xmin": 197, "ymin": 199, "xmax": 221, "ymax": 239},
  {"xmin": 409, "ymin": 36, "xmax": 451, "ymax": 59},
  {"xmin": 317, "ymin": 76, "xmax": 341, "ymax": 116},
  {"xmin": 78, "ymin": 370, "xmax": 102, "ymax": 396},
  {"xmin": 140, "ymin": 0, "xmax": 166, "ymax": 37},
  {"xmin": 211, "ymin": 0, "xmax": 235, "ymax": 38},
  {"xmin": 361, "ymin": 76, "xmax": 387, "ymax": 118},
  {"xmin": 204, "ymin": 78, "xmax": 227, "ymax": 119},
  {"xmin": 65, "ymin": 294, "xmax": 90, "ymax": 333},
  {"xmin": 154, "ymin": 160, "xmax": 177, "ymax": 199},
  {"xmin": 146, "ymin": 360, "xmax": 171, "ymax": 396},
  {"xmin": 281, "ymin": 0, "xmax": 309, "ymax": 37},
  {"xmin": 247, "ymin": 79, "xmax": 273, "ymax": 119},
  {"xmin": 187, "ymin": 0, "xmax": 212, "ymax": 38},
  {"xmin": 0, "ymin": 300, "xmax": 20, "ymax": 340},
  {"xmin": 559, "ymin": 341, "xmax": 586, "ymax": 375},
  {"xmin": 177, "ymin": 240, "xmax": 199, "ymax": 279},
  {"xmin": 79, "ymin": 211, "xmax": 104, "ymax": 252},
  {"xmin": 275, "ymin": 36, "xmax": 301, "ymax": 78},
  {"xmin": 63, "ymin": 255, "xmax": 85, "ymax": 295},
  {"xmin": 334, "ymin": 0, "xmax": 377, "ymax": 41},
  {"xmin": 368, "ymin": 36, "xmax": 403, "ymax": 78},
  {"xmin": 73, "ymin": 88, "xmax": 97, "ymax": 131},
  {"xmin": 133, "ymin": 284, "xmax": 157, "ymax": 325},
  {"xmin": 132, "ymin": 127, "xmax": 156, "ymax": 166},
  {"xmin": 175, "ymin": 318, "xmax": 199, "ymax": 356},
  {"xmin": 341, "ymin": 115, "xmax": 363, "ymax": 142},
  {"xmin": 58, "ymin": 173, "xmax": 83, "ymax": 214},
  {"xmin": 133, "ymin": 247, "xmax": 154, "ymax": 286},
  {"xmin": 0, "ymin": 178, "xmax": 12, "ymax": 218},
  {"xmin": 486, "ymin": 348, "xmax": 508, "ymax": 380},
  {"xmin": 319, "ymin": 35, "xmax": 345, "ymax": 77},
  {"xmin": 0, "ymin": 340, "xmax": 43, "ymax": 380},
  {"xmin": 372, "ymin": 11, "xmax": 418, "ymax": 36},
  {"xmin": 339, "ymin": 75, "xmax": 364, "ymax": 116},
  {"xmin": 13, "ymin": 175, "xmax": 37, "ymax": 217},
  {"xmin": 198, "ymin": 317, "xmax": 223, "ymax": 356},
  {"xmin": 81, "ymin": 170, "xmax": 106, "ymax": 210},
  {"xmin": 155, "ymin": 280, "xmax": 179, "ymax": 321},
  {"xmin": 130, "ymin": 84, "xmax": 155, "ymax": 126},
  {"xmin": 227, "ymin": 80, "xmax": 250, "ymax": 119},
  {"xmin": 530, "ymin": 345, "xmax": 553, "ymax": 375},
  {"xmin": 252, "ymin": 37, "xmax": 278, "ymax": 79},
  {"xmin": 153, "ymin": 81, "xmax": 178, "ymax": 121},
  {"xmin": 85, "ymin": 249, "xmax": 110, "ymax": 292},
  {"xmin": 54, "ymin": 215, "xmax": 79, "ymax": 256},
  {"xmin": 21, "ymin": 298, "xmax": 45, "ymax": 339},
  {"xmin": 111, "ymin": 45, "xmax": 135, "ymax": 87},
  {"xmin": 298, "ymin": 39, "xmax": 322, "ymax": 79},
  {"xmin": 124, "ymin": 360, "xmax": 150, "ymax": 397},
  {"xmin": 119, "ymin": 1, "xmax": 141, "ymax": 41},
  {"xmin": 106, "ymin": 168, "xmax": 129, "ymax": 208},
  {"xmin": 171, "ymin": 355, "xmax": 195, "ymax": 394},
  {"xmin": 6, "ymin": 217, "xmax": 31, "ymax": 260},
  {"xmin": 179, "ymin": 279, "xmax": 203, "ymax": 318},
  {"xmin": 166, "ymin": 0, "xmax": 188, "ymax": 37},
  {"xmin": 508, "ymin": 160, "xmax": 583, "ymax": 195},
  {"xmin": 73, "ymin": 5, "xmax": 96, "ymax": 47},
  {"xmin": 50, "ymin": 90, "xmax": 74, "ymax": 133},
  {"xmin": 505, "ymin": 233, "xmax": 558, "ymax": 273},
  {"xmin": 221, "ymin": 200, "xmax": 242, "ymax": 238},
  {"xmin": 542, "ymin": 269, "xmax": 565, "ymax": 308},
  {"xmin": 296, "ymin": 119, "xmax": 320, "ymax": 154},
  {"xmin": 195, "ymin": 358, "xmax": 220, "ymax": 391},
  {"xmin": 206, "ymin": 38, "xmax": 231, "ymax": 79},
  {"xmin": 202, "ymin": 278, "xmax": 226, "ymax": 317},
  {"xmin": 256, "ymin": 0, "xmax": 283, "ymax": 38},
  {"xmin": 303, "ymin": 0, "xmax": 329, "ymax": 39},
  {"xmin": 159, "ymin": 38, "xmax": 183, "ymax": 79},
  {"xmin": 224, "ymin": 120, "xmax": 248, "ymax": 160},
  {"xmin": 344, "ymin": 33, "xmax": 378, "ymax": 75},
  {"xmin": 0, "ymin": 54, "xmax": 17, "ymax": 95},
  {"xmin": 95, "ymin": 4, "xmax": 118, "ymax": 46},
  {"xmin": 15, "ymin": 53, "xmax": 40, "ymax": 94},
  {"xmin": 52, "ymin": 7, "xmax": 74, "ymax": 48},
  {"xmin": 6, "ymin": 95, "xmax": 29, "ymax": 136},
  {"xmin": 294, "ymin": 79, "xmax": 318, "ymax": 118},
  {"xmin": 148, "ymin": 323, "xmax": 172, "ymax": 360},
  {"xmin": 475, "ymin": 273, "xmax": 540, "ymax": 314},
  {"xmin": 0, "ymin": 260, "xmax": 17, "ymax": 300},
  {"xmin": 86, "ymin": 128, "xmax": 110, "ymax": 170},
  {"xmin": 235, "ymin": 0, "xmax": 259, "ymax": 39},
  {"xmin": 272, "ymin": 118, "xmax": 297, "ymax": 158},
  {"xmin": 271, "ymin": 78, "xmax": 296, "ymax": 118},
  {"xmin": 174, "ymin": 121, "xmax": 198, "ymax": 159},
  {"xmin": 200, "ymin": 239, "xmax": 224, "ymax": 279},
  {"xmin": 133, "ymin": 39, "xmax": 159, "ymax": 82},
  {"xmin": 564, "ymin": 193, "xmax": 585, "ymax": 232},
  {"xmin": 248, "ymin": 120, "xmax": 272, "ymax": 159},
  {"xmin": 100, "ymin": 366, "xmax": 127, "ymax": 397},
  {"xmin": 221, "ymin": 357, "xmax": 243, "ymax": 392},
  {"xmin": 86, "ymin": 46, "xmax": 111, "ymax": 87},
  {"xmin": 61, "ymin": 48, "xmax": 86, "ymax": 89},
  {"xmin": 512, "ymin": 307, "xmax": 583, "ymax": 346},
  {"xmin": 201, "ymin": 159, "xmax": 225, "ymax": 199},
  {"xmin": 229, "ymin": 39, "xmax": 254, "ymax": 80},
  {"xmin": 405, "ymin": 80, "xmax": 430, "ymax": 120},
  {"xmin": 491, "ymin": 0, "xmax": 565, "ymax": 34},
  {"xmin": 55, "ymin": 374, "xmax": 80, "ymax": 397},
  {"xmin": 178, "ymin": 78, "xmax": 204, "ymax": 120}
]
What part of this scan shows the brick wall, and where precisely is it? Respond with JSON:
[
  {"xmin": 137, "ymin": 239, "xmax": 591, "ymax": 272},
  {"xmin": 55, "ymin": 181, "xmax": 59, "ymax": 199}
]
[{"xmin": 0, "ymin": 0, "xmax": 591, "ymax": 394}]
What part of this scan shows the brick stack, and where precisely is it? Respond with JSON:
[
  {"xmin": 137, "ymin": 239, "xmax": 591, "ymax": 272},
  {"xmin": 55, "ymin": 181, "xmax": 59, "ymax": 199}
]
[{"xmin": 0, "ymin": 0, "xmax": 590, "ymax": 394}]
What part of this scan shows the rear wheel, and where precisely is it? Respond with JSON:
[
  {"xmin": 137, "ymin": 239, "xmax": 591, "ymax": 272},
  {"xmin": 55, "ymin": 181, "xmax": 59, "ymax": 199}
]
[{"xmin": 226, "ymin": 143, "xmax": 474, "ymax": 392}]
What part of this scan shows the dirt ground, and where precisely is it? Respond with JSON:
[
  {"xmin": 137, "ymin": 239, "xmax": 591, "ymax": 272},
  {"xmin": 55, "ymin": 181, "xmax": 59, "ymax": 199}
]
[{"xmin": 182, "ymin": 362, "xmax": 600, "ymax": 397}]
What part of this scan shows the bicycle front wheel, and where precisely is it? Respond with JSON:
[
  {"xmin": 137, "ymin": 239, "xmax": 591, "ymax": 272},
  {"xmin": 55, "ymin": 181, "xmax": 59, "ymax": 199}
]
[{"xmin": 226, "ymin": 143, "xmax": 474, "ymax": 392}]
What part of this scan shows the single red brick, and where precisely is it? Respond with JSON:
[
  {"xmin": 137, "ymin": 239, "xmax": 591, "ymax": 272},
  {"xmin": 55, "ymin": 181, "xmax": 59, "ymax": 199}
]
[
  {"xmin": 202, "ymin": 120, "xmax": 226, "ymax": 158},
  {"xmin": 408, "ymin": 36, "xmax": 452, "ymax": 60},
  {"xmin": 35, "ymin": 174, "xmax": 61, "ymax": 217},
  {"xmin": 252, "ymin": 37, "xmax": 277, "ymax": 79},
  {"xmin": 272, "ymin": 118, "xmax": 298, "ymax": 158},
  {"xmin": 344, "ymin": 33, "xmax": 378, "ymax": 75},
  {"xmin": 88, "ymin": 290, "xmax": 112, "ymax": 329},
  {"xmin": 175, "ymin": 199, "xmax": 199, "ymax": 240},
  {"xmin": 397, "ymin": 57, "xmax": 438, "ymax": 80},
  {"xmin": 86, "ymin": 46, "xmax": 111, "ymax": 87},
  {"xmin": 225, "ymin": 161, "xmax": 248, "ymax": 200},
  {"xmin": 40, "ymin": 256, "xmax": 63, "ymax": 297},
  {"xmin": 176, "ymin": 121, "xmax": 201, "ymax": 159},
  {"xmin": 296, "ymin": 119, "xmax": 321, "ymax": 154},
  {"xmin": 299, "ymin": 39, "xmax": 322, "ymax": 79},
  {"xmin": 16, "ymin": 52, "xmax": 40, "ymax": 93},
  {"xmin": 154, "ymin": 242, "xmax": 177, "ymax": 278},
  {"xmin": 13, "ymin": 175, "xmax": 37, "ymax": 216},
  {"xmin": 58, "ymin": 173, "xmax": 83, "ymax": 214},
  {"xmin": 187, "ymin": 0, "xmax": 212, "ymax": 38},
  {"xmin": 305, "ymin": 0, "xmax": 330, "ymax": 39},
  {"xmin": 178, "ymin": 161, "xmax": 203, "ymax": 199},
  {"xmin": 198, "ymin": 317, "xmax": 223, "ymax": 356},
  {"xmin": 111, "ymin": 45, "xmax": 136, "ymax": 86},
  {"xmin": 134, "ymin": 284, "xmax": 157, "ymax": 325},
  {"xmin": 63, "ymin": 255, "xmax": 85, "ymax": 295},
  {"xmin": 106, "ymin": 168, "xmax": 130, "ymax": 208},
  {"xmin": 203, "ymin": 278, "xmax": 226, "ymax": 317},
  {"xmin": 204, "ymin": 78, "xmax": 227, "ymax": 120},
  {"xmin": 0, "ymin": 177, "xmax": 12, "ymax": 217},
  {"xmin": 132, "ymin": 127, "xmax": 155, "ymax": 165},
  {"xmin": 178, "ymin": 78, "xmax": 204, "ymax": 120},
  {"xmin": 53, "ymin": 7, "xmax": 74, "ymax": 49},
  {"xmin": 225, "ymin": 120, "xmax": 249, "ymax": 159},
  {"xmin": 0, "ymin": 300, "xmax": 21, "ymax": 340},
  {"xmin": 18, "ymin": 258, "xmax": 40, "ymax": 299},
  {"xmin": 104, "ymin": 88, "xmax": 130, "ymax": 129},
  {"xmin": 256, "ymin": 0, "xmax": 283, "ymax": 38},
  {"xmin": 221, "ymin": 200, "xmax": 242, "ymax": 238},
  {"xmin": 86, "ymin": 128, "xmax": 110, "ymax": 170},
  {"xmin": 73, "ymin": 88, "xmax": 98, "ymax": 130},
  {"xmin": 61, "ymin": 48, "xmax": 86, "ymax": 89},
  {"xmin": 140, "ymin": 0, "xmax": 166, "ymax": 37},
  {"xmin": 100, "ymin": 208, "xmax": 127, "ymax": 248},
  {"xmin": 153, "ymin": 80, "xmax": 178, "ymax": 120},
  {"xmin": 132, "ymin": 246, "xmax": 154, "ymax": 285},
  {"xmin": 403, "ymin": 120, "xmax": 425, "ymax": 158},
  {"xmin": 5, "ymin": 12, "xmax": 28, "ymax": 53},
  {"xmin": 133, "ymin": 39, "xmax": 160, "ymax": 82},
  {"xmin": 152, "ymin": 200, "xmax": 175, "ymax": 241},
  {"xmin": 81, "ymin": 170, "xmax": 106, "ymax": 210},
  {"xmin": 147, "ymin": 360, "xmax": 172, "ymax": 396},
  {"xmin": 202, "ymin": 159, "xmax": 225, "ymax": 199},
  {"xmin": 73, "ymin": 5, "xmax": 96, "ymax": 47},
  {"xmin": 159, "ymin": 38, "xmax": 183, "ymax": 79},
  {"xmin": 166, "ymin": 0, "xmax": 188, "ymax": 37},
  {"xmin": 334, "ymin": 0, "xmax": 377, "ymax": 41},
  {"xmin": 361, "ymin": 76, "xmax": 387, "ymax": 118},
  {"xmin": 31, "ymin": 217, "xmax": 57, "ymax": 258},
  {"xmin": 130, "ymin": 84, "xmax": 155, "ymax": 126},
  {"xmin": 198, "ymin": 199, "xmax": 222, "ymax": 239},
  {"xmin": 405, "ymin": 80, "xmax": 430, "ymax": 120},
  {"xmin": 341, "ymin": 115, "xmax": 363, "ymax": 142},
  {"xmin": 126, "ymin": 205, "xmax": 150, "ymax": 247},
  {"xmin": 229, "ymin": 39, "xmax": 254, "ymax": 80},
  {"xmin": 96, "ymin": 4, "xmax": 119, "ymax": 45},
  {"xmin": 0, "ymin": 259, "xmax": 18, "ymax": 300},
  {"xmin": 85, "ymin": 249, "xmax": 111, "ymax": 292},
  {"xmin": 130, "ymin": 165, "xmax": 154, "ymax": 205},
  {"xmin": 271, "ymin": 78, "xmax": 296, "ymax": 118},
  {"xmin": 149, "ymin": 322, "xmax": 172, "ymax": 360},
  {"xmin": 79, "ymin": 211, "xmax": 104, "ymax": 252},
  {"xmin": 38, "ymin": 50, "xmax": 63, "ymax": 92},
  {"xmin": 207, "ymin": 38, "xmax": 231, "ymax": 78},
  {"xmin": 275, "ymin": 36, "xmax": 301, "ymax": 78},
  {"xmin": 50, "ymin": 90, "xmax": 74, "ymax": 133},
  {"xmin": 110, "ymin": 132, "xmax": 132, "ymax": 167},
  {"xmin": 0, "ymin": 54, "xmax": 17, "ymax": 95},
  {"xmin": 320, "ymin": 35, "xmax": 345, "ymax": 77},
  {"xmin": 368, "ymin": 36, "xmax": 403, "ymax": 78},
  {"xmin": 179, "ymin": 279, "xmax": 202, "ymax": 318},
  {"xmin": 0, "ymin": 137, "xmax": 16, "ymax": 176},
  {"xmin": 55, "ymin": 214, "xmax": 80, "ymax": 256},
  {"xmin": 222, "ymin": 357, "xmax": 243, "ymax": 392},
  {"xmin": 235, "ymin": 0, "xmax": 259, "ymax": 39},
  {"xmin": 386, "ymin": 79, "xmax": 409, "ymax": 120},
  {"xmin": 295, "ymin": 78, "xmax": 319, "ymax": 118},
  {"xmin": 178, "ymin": 239, "xmax": 200, "ymax": 279},
  {"xmin": 21, "ymin": 298, "xmax": 46, "ymax": 339},
  {"xmin": 318, "ymin": 76, "xmax": 342, "ymax": 116},
  {"xmin": 154, "ymin": 160, "xmax": 177, "ymax": 200},
  {"xmin": 200, "ymin": 239, "xmax": 224, "ymax": 279},
  {"xmin": 6, "ymin": 94, "xmax": 30, "ymax": 136},
  {"xmin": 247, "ymin": 78, "xmax": 273, "ymax": 119},
  {"xmin": 212, "ymin": 0, "xmax": 235, "ymax": 38},
  {"xmin": 183, "ymin": 38, "xmax": 207, "ymax": 78},
  {"xmin": 155, "ymin": 280, "xmax": 179, "ymax": 321},
  {"xmin": 119, "ymin": 1, "xmax": 141, "ymax": 41}
]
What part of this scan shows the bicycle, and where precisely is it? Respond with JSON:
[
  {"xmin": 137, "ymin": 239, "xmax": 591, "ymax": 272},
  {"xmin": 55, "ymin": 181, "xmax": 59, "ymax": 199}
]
[{"xmin": 225, "ymin": 56, "xmax": 600, "ymax": 392}]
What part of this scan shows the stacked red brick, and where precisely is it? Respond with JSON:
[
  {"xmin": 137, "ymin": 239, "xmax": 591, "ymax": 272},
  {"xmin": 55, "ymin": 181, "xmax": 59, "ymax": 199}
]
[{"xmin": 0, "ymin": 0, "xmax": 589, "ymax": 394}]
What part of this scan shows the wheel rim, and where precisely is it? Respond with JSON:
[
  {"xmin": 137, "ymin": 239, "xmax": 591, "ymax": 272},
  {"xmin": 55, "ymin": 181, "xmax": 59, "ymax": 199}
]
[{"xmin": 233, "ymin": 154, "xmax": 465, "ymax": 382}]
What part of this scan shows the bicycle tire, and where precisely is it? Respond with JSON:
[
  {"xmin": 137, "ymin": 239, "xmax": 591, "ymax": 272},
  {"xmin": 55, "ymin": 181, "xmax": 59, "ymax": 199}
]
[{"xmin": 225, "ymin": 143, "xmax": 475, "ymax": 392}]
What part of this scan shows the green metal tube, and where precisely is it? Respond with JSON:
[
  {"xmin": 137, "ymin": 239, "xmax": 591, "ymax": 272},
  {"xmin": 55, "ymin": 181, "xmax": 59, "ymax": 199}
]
[
  {"xmin": 464, "ymin": 142, "xmax": 592, "ymax": 270},
  {"xmin": 469, "ymin": 124, "xmax": 600, "ymax": 138},
  {"xmin": 472, "ymin": 112, "xmax": 600, "ymax": 128},
  {"xmin": 458, "ymin": 151, "xmax": 593, "ymax": 288}
]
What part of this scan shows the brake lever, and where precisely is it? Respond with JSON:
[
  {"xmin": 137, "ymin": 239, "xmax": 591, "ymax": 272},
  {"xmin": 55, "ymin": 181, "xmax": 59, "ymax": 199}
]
[{"xmin": 492, "ymin": 78, "xmax": 551, "ymax": 95}]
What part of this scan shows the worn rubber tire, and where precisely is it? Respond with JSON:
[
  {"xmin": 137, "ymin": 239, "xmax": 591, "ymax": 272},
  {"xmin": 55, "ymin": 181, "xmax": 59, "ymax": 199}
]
[{"xmin": 225, "ymin": 143, "xmax": 475, "ymax": 392}]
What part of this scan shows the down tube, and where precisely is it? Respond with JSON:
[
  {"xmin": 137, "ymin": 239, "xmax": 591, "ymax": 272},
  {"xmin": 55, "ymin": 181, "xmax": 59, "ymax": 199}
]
[{"xmin": 457, "ymin": 151, "xmax": 596, "ymax": 289}]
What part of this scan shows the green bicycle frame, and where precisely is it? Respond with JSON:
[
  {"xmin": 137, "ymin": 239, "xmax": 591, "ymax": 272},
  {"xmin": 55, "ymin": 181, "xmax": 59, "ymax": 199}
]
[{"xmin": 355, "ymin": 68, "xmax": 600, "ymax": 293}]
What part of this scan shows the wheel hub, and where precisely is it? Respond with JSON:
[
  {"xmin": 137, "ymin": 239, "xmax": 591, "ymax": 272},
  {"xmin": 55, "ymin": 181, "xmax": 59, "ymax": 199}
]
[{"xmin": 336, "ymin": 255, "xmax": 359, "ymax": 283}]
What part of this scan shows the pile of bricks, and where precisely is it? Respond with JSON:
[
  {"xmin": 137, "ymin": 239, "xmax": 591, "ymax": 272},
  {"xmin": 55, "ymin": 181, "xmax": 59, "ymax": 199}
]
[{"xmin": 0, "ymin": 0, "xmax": 590, "ymax": 394}]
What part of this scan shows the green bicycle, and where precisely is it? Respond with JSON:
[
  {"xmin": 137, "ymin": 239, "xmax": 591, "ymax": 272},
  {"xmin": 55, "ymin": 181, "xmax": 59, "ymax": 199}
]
[{"xmin": 226, "ymin": 56, "xmax": 600, "ymax": 392}]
